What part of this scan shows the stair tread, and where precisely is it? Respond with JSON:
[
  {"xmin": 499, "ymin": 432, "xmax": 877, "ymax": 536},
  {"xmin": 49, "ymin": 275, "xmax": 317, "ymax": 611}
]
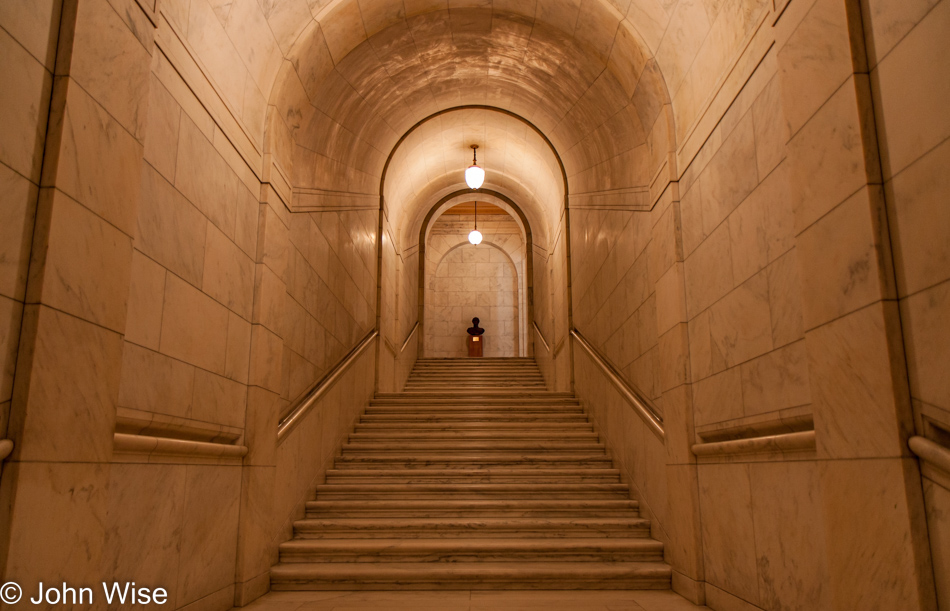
[{"xmin": 271, "ymin": 358, "xmax": 669, "ymax": 592}]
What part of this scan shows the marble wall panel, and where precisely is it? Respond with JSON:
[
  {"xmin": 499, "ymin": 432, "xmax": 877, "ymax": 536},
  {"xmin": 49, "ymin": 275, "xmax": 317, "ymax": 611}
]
[
  {"xmin": 125, "ymin": 250, "xmax": 167, "ymax": 351},
  {"xmin": 902, "ymin": 281, "xmax": 950, "ymax": 416},
  {"xmin": 11, "ymin": 305, "xmax": 122, "ymax": 462},
  {"xmin": 887, "ymin": 137, "xmax": 950, "ymax": 298},
  {"xmin": 0, "ymin": 0, "xmax": 61, "ymax": 69},
  {"xmin": 118, "ymin": 342, "xmax": 196, "ymax": 420},
  {"xmin": 740, "ymin": 340, "xmax": 810, "ymax": 417},
  {"xmin": 47, "ymin": 79, "xmax": 145, "ymax": 235},
  {"xmin": 2, "ymin": 462, "xmax": 110, "ymax": 594},
  {"xmin": 67, "ymin": 0, "xmax": 151, "ymax": 140},
  {"xmin": 144, "ymin": 76, "xmax": 182, "ymax": 184},
  {"xmin": 106, "ymin": 464, "xmax": 186, "ymax": 605},
  {"xmin": 160, "ymin": 274, "xmax": 230, "ymax": 376},
  {"xmin": 225, "ymin": 311, "xmax": 253, "ymax": 385},
  {"xmin": 819, "ymin": 458, "xmax": 936, "ymax": 610},
  {"xmin": 750, "ymin": 461, "xmax": 830, "ymax": 610},
  {"xmin": 0, "ymin": 27, "xmax": 53, "ymax": 181},
  {"xmin": 203, "ymin": 223, "xmax": 255, "ymax": 320},
  {"xmin": 27, "ymin": 189, "xmax": 133, "ymax": 334},
  {"xmin": 765, "ymin": 248, "xmax": 804, "ymax": 349},
  {"xmin": 176, "ymin": 465, "xmax": 241, "ymax": 607},
  {"xmin": 0, "ymin": 164, "xmax": 38, "ymax": 302},
  {"xmin": 175, "ymin": 115, "xmax": 241, "ymax": 239},
  {"xmin": 707, "ymin": 270, "xmax": 773, "ymax": 370},
  {"xmin": 698, "ymin": 463, "xmax": 760, "ymax": 604},
  {"xmin": 797, "ymin": 186, "xmax": 893, "ymax": 330},
  {"xmin": 922, "ymin": 478, "xmax": 950, "ymax": 609},
  {"xmin": 810, "ymin": 301, "xmax": 912, "ymax": 460},
  {"xmin": 137, "ymin": 164, "xmax": 209, "ymax": 287},
  {"xmin": 0, "ymin": 296, "xmax": 21, "ymax": 410},
  {"xmin": 871, "ymin": 0, "xmax": 950, "ymax": 179},
  {"xmin": 684, "ymin": 221, "xmax": 733, "ymax": 317}
]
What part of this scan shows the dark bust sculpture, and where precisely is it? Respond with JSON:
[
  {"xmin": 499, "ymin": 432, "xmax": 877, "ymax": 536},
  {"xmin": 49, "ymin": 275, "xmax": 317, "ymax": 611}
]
[{"xmin": 467, "ymin": 317, "xmax": 485, "ymax": 336}]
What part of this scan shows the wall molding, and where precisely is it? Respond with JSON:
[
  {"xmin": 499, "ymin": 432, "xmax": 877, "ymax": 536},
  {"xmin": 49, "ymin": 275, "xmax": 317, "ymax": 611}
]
[
  {"xmin": 113, "ymin": 433, "xmax": 247, "ymax": 464},
  {"xmin": 910, "ymin": 436, "xmax": 950, "ymax": 488},
  {"xmin": 692, "ymin": 430, "xmax": 816, "ymax": 458},
  {"xmin": 674, "ymin": 8, "xmax": 774, "ymax": 180},
  {"xmin": 154, "ymin": 12, "xmax": 264, "ymax": 180}
]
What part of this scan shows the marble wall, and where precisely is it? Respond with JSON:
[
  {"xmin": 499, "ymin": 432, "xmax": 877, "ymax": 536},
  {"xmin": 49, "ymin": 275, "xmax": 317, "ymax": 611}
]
[
  {"xmin": 0, "ymin": 0, "xmax": 58, "ymax": 459},
  {"xmin": 866, "ymin": 0, "xmax": 950, "ymax": 604},
  {"xmin": 281, "ymin": 208, "xmax": 377, "ymax": 412},
  {"xmin": 569, "ymin": 0, "xmax": 944, "ymax": 608},
  {"xmin": 378, "ymin": 213, "xmax": 418, "ymax": 392},
  {"xmin": 534, "ymin": 216, "xmax": 572, "ymax": 392}
]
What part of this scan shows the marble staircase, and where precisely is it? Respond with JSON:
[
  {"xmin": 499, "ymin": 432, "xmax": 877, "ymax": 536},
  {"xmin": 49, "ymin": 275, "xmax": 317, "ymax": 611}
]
[{"xmin": 270, "ymin": 357, "xmax": 672, "ymax": 590}]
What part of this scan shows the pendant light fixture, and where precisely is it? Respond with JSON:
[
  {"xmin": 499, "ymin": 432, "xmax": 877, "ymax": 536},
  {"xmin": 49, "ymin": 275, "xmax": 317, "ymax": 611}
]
[
  {"xmin": 469, "ymin": 200, "xmax": 483, "ymax": 245},
  {"xmin": 465, "ymin": 145, "xmax": 485, "ymax": 190}
]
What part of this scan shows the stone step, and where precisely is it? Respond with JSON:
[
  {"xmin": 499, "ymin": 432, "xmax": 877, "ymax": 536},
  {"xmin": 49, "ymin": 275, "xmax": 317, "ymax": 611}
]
[
  {"xmin": 270, "ymin": 561, "xmax": 671, "ymax": 590},
  {"xmin": 313, "ymin": 483, "xmax": 630, "ymax": 500},
  {"xmin": 375, "ymin": 392, "xmax": 576, "ymax": 400},
  {"xmin": 364, "ymin": 405, "xmax": 583, "ymax": 413},
  {"xmin": 332, "ymin": 455, "xmax": 614, "ymax": 469},
  {"xmin": 353, "ymin": 422, "xmax": 594, "ymax": 432},
  {"xmin": 370, "ymin": 397, "xmax": 579, "ymax": 405},
  {"xmin": 291, "ymin": 517, "xmax": 654, "ymax": 539},
  {"xmin": 277, "ymin": 538, "xmax": 664, "ymax": 563},
  {"xmin": 403, "ymin": 384, "xmax": 547, "ymax": 390},
  {"xmin": 324, "ymin": 468, "xmax": 622, "ymax": 484},
  {"xmin": 348, "ymin": 431, "xmax": 600, "ymax": 441},
  {"xmin": 304, "ymin": 499, "xmax": 638, "ymax": 518},
  {"xmin": 341, "ymin": 441, "xmax": 606, "ymax": 452},
  {"xmin": 359, "ymin": 413, "xmax": 589, "ymax": 423},
  {"xmin": 407, "ymin": 373, "xmax": 545, "ymax": 378}
]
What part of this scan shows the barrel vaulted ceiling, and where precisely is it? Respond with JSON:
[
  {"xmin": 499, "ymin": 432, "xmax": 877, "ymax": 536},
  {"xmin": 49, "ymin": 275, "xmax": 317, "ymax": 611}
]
[{"xmin": 258, "ymin": 0, "xmax": 679, "ymax": 245}]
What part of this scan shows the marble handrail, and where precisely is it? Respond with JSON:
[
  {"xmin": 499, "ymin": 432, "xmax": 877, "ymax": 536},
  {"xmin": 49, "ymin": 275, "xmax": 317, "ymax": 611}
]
[
  {"xmin": 400, "ymin": 322, "xmax": 420, "ymax": 353},
  {"xmin": 570, "ymin": 329, "xmax": 665, "ymax": 442},
  {"xmin": 278, "ymin": 329, "xmax": 379, "ymax": 443},
  {"xmin": 533, "ymin": 322, "xmax": 551, "ymax": 353},
  {"xmin": 692, "ymin": 430, "xmax": 816, "ymax": 456},
  {"xmin": 114, "ymin": 433, "xmax": 248, "ymax": 459},
  {"xmin": 0, "ymin": 439, "xmax": 13, "ymax": 462},
  {"xmin": 909, "ymin": 436, "xmax": 950, "ymax": 475}
]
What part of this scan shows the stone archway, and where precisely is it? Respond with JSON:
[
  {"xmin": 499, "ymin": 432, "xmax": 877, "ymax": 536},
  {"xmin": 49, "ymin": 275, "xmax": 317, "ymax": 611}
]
[{"xmin": 424, "ymin": 241, "xmax": 521, "ymax": 358}]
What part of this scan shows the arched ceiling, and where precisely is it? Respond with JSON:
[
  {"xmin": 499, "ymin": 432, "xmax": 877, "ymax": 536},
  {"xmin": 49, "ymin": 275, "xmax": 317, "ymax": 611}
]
[
  {"xmin": 268, "ymin": 0, "xmax": 674, "ymax": 246},
  {"xmin": 385, "ymin": 108, "xmax": 562, "ymax": 247}
]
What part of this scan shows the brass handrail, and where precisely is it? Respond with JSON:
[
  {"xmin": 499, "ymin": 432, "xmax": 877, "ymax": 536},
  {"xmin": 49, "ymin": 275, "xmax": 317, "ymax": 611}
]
[
  {"xmin": 278, "ymin": 330, "xmax": 378, "ymax": 442},
  {"xmin": 400, "ymin": 322, "xmax": 420, "ymax": 353},
  {"xmin": 570, "ymin": 329, "xmax": 665, "ymax": 441},
  {"xmin": 533, "ymin": 322, "xmax": 550, "ymax": 353}
]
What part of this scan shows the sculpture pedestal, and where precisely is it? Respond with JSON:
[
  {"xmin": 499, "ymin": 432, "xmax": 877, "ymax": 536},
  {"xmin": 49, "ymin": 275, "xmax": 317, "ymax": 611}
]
[{"xmin": 467, "ymin": 335, "xmax": 483, "ymax": 357}]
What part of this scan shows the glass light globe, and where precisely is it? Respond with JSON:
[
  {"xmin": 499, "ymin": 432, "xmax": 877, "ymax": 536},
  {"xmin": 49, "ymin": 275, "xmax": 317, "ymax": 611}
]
[
  {"xmin": 468, "ymin": 229, "xmax": 483, "ymax": 245},
  {"xmin": 465, "ymin": 164, "xmax": 485, "ymax": 189}
]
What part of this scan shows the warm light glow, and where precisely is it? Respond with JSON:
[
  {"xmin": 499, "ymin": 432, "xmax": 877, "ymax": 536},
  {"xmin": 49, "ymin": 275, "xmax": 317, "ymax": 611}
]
[
  {"xmin": 465, "ymin": 164, "xmax": 485, "ymax": 189},
  {"xmin": 468, "ymin": 229, "xmax": 483, "ymax": 245}
]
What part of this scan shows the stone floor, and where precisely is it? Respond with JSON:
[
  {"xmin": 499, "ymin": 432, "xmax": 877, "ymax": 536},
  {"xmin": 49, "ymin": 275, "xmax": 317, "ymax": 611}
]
[{"xmin": 237, "ymin": 590, "xmax": 708, "ymax": 611}]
